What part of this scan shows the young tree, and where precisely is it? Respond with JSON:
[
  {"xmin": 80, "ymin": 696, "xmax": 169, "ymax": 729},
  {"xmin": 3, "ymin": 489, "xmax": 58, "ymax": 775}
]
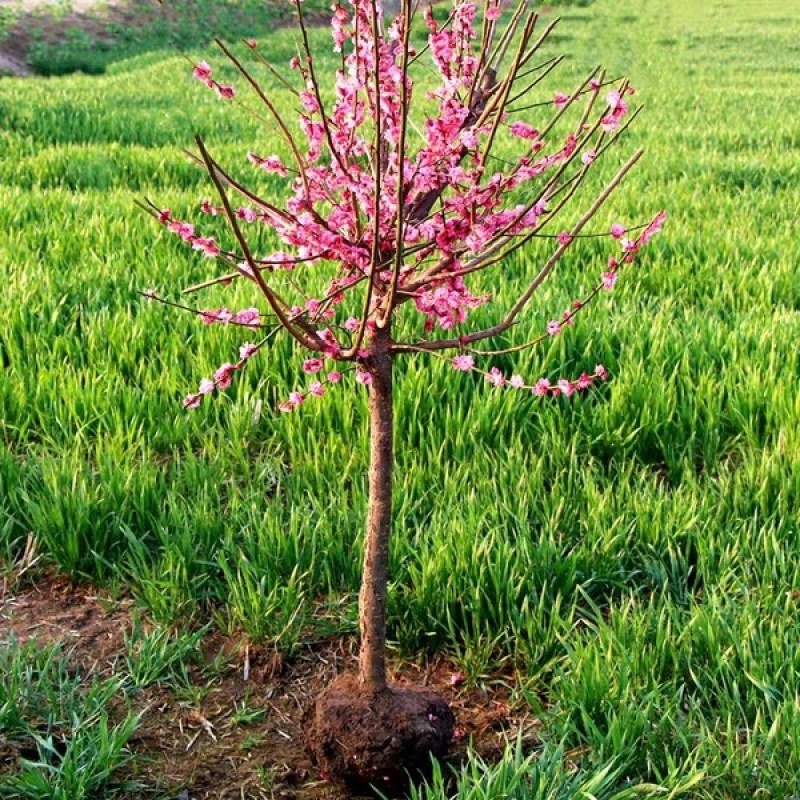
[{"xmin": 142, "ymin": 0, "xmax": 665, "ymax": 788}]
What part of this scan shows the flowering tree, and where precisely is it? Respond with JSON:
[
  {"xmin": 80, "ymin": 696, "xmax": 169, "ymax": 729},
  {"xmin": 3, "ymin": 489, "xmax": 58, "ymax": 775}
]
[{"xmin": 142, "ymin": 0, "xmax": 664, "ymax": 786}]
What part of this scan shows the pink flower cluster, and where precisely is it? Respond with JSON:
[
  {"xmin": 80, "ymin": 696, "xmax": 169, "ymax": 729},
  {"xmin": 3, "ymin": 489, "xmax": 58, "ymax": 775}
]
[
  {"xmin": 278, "ymin": 370, "xmax": 343, "ymax": 412},
  {"xmin": 546, "ymin": 210, "xmax": 668, "ymax": 340},
  {"xmin": 415, "ymin": 275, "xmax": 489, "ymax": 331},
  {"xmin": 183, "ymin": 341, "xmax": 259, "ymax": 409},
  {"xmin": 158, "ymin": 209, "xmax": 221, "ymax": 258},
  {"xmin": 471, "ymin": 363, "xmax": 610, "ymax": 397},
  {"xmin": 198, "ymin": 307, "xmax": 261, "ymax": 327},
  {"xmin": 159, "ymin": 0, "xmax": 664, "ymax": 416},
  {"xmin": 600, "ymin": 87, "xmax": 633, "ymax": 132},
  {"xmin": 192, "ymin": 61, "xmax": 236, "ymax": 100},
  {"xmin": 247, "ymin": 152, "xmax": 289, "ymax": 177}
]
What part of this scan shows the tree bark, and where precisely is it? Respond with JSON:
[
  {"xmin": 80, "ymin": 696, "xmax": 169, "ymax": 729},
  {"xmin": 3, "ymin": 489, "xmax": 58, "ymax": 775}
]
[{"xmin": 358, "ymin": 325, "xmax": 393, "ymax": 693}]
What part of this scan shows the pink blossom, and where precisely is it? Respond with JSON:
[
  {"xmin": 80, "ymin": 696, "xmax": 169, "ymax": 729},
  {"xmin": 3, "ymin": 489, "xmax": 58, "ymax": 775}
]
[
  {"xmin": 581, "ymin": 149, "xmax": 596, "ymax": 166},
  {"xmin": 192, "ymin": 61, "xmax": 212, "ymax": 82},
  {"xmin": 192, "ymin": 237, "xmax": 220, "ymax": 258},
  {"xmin": 640, "ymin": 210, "xmax": 667, "ymax": 244},
  {"xmin": 289, "ymin": 391, "xmax": 305, "ymax": 406},
  {"xmin": 178, "ymin": 223, "xmax": 195, "ymax": 241},
  {"xmin": 168, "ymin": 221, "xmax": 194, "ymax": 241},
  {"xmin": 143, "ymin": 288, "xmax": 157, "ymax": 299},
  {"xmin": 459, "ymin": 130, "xmax": 477, "ymax": 150},
  {"xmin": 234, "ymin": 307, "xmax": 260, "ymax": 327},
  {"xmin": 183, "ymin": 393, "xmax": 202, "ymax": 409},
  {"xmin": 546, "ymin": 319, "xmax": 562, "ymax": 336},
  {"xmin": 157, "ymin": 209, "xmax": 171, "ymax": 223},
  {"xmin": 557, "ymin": 379, "xmax": 575, "ymax": 396},
  {"xmin": 601, "ymin": 115, "xmax": 620, "ymax": 132},
  {"xmin": 239, "ymin": 342, "xmax": 258, "ymax": 361},
  {"xmin": 485, "ymin": 367, "xmax": 505, "ymax": 387},
  {"xmin": 606, "ymin": 90, "xmax": 623, "ymax": 111},
  {"xmin": 557, "ymin": 231, "xmax": 573, "ymax": 246},
  {"xmin": 355, "ymin": 370, "xmax": 372, "ymax": 385},
  {"xmin": 509, "ymin": 374, "xmax": 525, "ymax": 389},
  {"xmin": 215, "ymin": 84, "xmax": 236, "ymax": 100},
  {"xmin": 621, "ymin": 237, "xmax": 638, "ymax": 253},
  {"xmin": 198, "ymin": 378, "xmax": 215, "ymax": 395},
  {"xmin": 278, "ymin": 401, "xmax": 295, "ymax": 413},
  {"xmin": 303, "ymin": 357, "xmax": 324, "ymax": 374},
  {"xmin": 343, "ymin": 317, "xmax": 360, "ymax": 333},
  {"xmin": 485, "ymin": 5, "xmax": 501, "ymax": 20},
  {"xmin": 214, "ymin": 363, "xmax": 236, "ymax": 390},
  {"xmin": 415, "ymin": 275, "xmax": 489, "ymax": 330},
  {"xmin": 245, "ymin": 38, "xmax": 257, "ymax": 49},
  {"xmin": 532, "ymin": 378, "xmax": 550, "ymax": 397},
  {"xmin": 554, "ymin": 91, "xmax": 570, "ymax": 108},
  {"xmin": 236, "ymin": 207, "xmax": 258, "ymax": 223},
  {"xmin": 309, "ymin": 381, "xmax": 325, "ymax": 397},
  {"xmin": 248, "ymin": 152, "xmax": 289, "ymax": 177},
  {"xmin": 594, "ymin": 364, "xmax": 609, "ymax": 380},
  {"xmin": 300, "ymin": 90, "xmax": 320, "ymax": 114},
  {"xmin": 576, "ymin": 372, "xmax": 593, "ymax": 390},
  {"xmin": 509, "ymin": 121, "xmax": 539, "ymax": 141},
  {"xmin": 601, "ymin": 271, "xmax": 618, "ymax": 291},
  {"xmin": 199, "ymin": 307, "xmax": 232, "ymax": 325},
  {"xmin": 327, "ymin": 371, "xmax": 342, "ymax": 383},
  {"xmin": 450, "ymin": 672, "xmax": 465, "ymax": 687},
  {"xmin": 610, "ymin": 223, "xmax": 626, "ymax": 239},
  {"xmin": 452, "ymin": 354, "xmax": 475, "ymax": 371},
  {"xmin": 331, "ymin": 3, "xmax": 348, "ymax": 51},
  {"xmin": 610, "ymin": 93, "xmax": 629, "ymax": 118}
]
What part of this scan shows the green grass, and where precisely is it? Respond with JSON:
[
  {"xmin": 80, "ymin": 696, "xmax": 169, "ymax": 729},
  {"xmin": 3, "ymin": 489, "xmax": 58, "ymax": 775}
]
[
  {"xmin": 0, "ymin": 640, "xmax": 140, "ymax": 799},
  {"xmin": 2, "ymin": 0, "xmax": 327, "ymax": 77},
  {"xmin": 1, "ymin": 0, "xmax": 800, "ymax": 796}
]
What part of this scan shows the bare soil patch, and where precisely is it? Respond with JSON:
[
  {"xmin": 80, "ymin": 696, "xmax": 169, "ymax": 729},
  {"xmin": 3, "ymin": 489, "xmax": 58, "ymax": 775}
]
[
  {"xmin": 0, "ymin": 0, "xmax": 139, "ymax": 76},
  {"xmin": 0, "ymin": 578, "xmax": 540, "ymax": 798},
  {"xmin": 0, "ymin": 0, "xmax": 326, "ymax": 77}
]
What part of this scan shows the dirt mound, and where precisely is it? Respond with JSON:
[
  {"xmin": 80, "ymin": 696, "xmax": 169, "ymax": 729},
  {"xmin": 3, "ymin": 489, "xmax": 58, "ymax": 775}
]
[{"xmin": 308, "ymin": 675, "xmax": 455, "ymax": 796}]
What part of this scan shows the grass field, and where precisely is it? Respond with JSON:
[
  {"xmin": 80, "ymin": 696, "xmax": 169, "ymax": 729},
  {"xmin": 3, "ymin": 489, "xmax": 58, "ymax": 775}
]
[
  {"xmin": 0, "ymin": 0, "xmax": 328, "ymax": 76},
  {"xmin": 1, "ymin": 0, "xmax": 799, "ymax": 796}
]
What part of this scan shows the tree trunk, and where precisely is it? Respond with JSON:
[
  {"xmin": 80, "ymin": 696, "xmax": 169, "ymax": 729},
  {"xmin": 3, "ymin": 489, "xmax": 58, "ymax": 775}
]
[
  {"xmin": 309, "ymin": 326, "xmax": 455, "ymax": 787},
  {"xmin": 357, "ymin": 325, "xmax": 393, "ymax": 693}
]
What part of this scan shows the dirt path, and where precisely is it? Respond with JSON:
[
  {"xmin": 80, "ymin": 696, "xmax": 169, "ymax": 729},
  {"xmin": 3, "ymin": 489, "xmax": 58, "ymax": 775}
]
[
  {"xmin": 0, "ymin": 0, "xmax": 122, "ymax": 76},
  {"xmin": 0, "ymin": 0, "xmax": 109, "ymax": 10},
  {"xmin": 0, "ymin": 51, "xmax": 30, "ymax": 76}
]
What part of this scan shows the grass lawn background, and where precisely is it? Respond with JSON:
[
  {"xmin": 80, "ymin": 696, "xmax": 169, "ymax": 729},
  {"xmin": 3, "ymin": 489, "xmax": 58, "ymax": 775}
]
[{"xmin": 1, "ymin": 0, "xmax": 799, "ymax": 795}]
